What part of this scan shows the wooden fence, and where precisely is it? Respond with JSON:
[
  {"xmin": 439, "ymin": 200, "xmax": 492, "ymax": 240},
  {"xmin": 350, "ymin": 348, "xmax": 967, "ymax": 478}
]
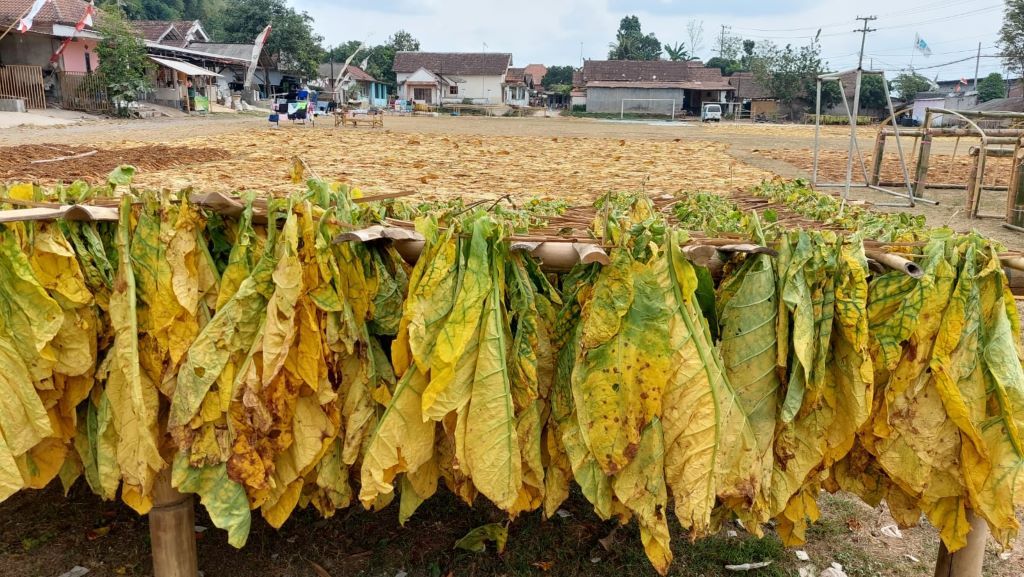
[
  {"xmin": 58, "ymin": 71, "xmax": 109, "ymax": 113},
  {"xmin": 0, "ymin": 65, "xmax": 46, "ymax": 109}
]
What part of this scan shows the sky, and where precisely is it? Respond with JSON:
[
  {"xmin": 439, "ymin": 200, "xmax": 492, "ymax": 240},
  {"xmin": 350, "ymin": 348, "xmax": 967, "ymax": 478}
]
[{"xmin": 294, "ymin": 0, "xmax": 1006, "ymax": 82}]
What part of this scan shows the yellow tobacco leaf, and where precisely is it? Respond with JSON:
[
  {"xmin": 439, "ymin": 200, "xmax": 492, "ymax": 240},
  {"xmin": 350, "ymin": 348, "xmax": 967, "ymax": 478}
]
[
  {"xmin": 359, "ymin": 366, "xmax": 436, "ymax": 507},
  {"xmin": 612, "ymin": 419, "xmax": 671, "ymax": 576},
  {"xmin": 423, "ymin": 218, "xmax": 493, "ymax": 419}
]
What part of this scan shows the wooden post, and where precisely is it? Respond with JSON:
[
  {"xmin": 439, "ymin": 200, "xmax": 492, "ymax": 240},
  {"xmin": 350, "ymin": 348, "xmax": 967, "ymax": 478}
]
[
  {"xmin": 149, "ymin": 468, "xmax": 199, "ymax": 577},
  {"xmin": 913, "ymin": 133, "xmax": 933, "ymax": 198},
  {"xmin": 934, "ymin": 510, "xmax": 988, "ymax": 577},
  {"xmin": 1008, "ymin": 143, "xmax": 1024, "ymax": 227},
  {"xmin": 966, "ymin": 149, "xmax": 981, "ymax": 214},
  {"xmin": 870, "ymin": 131, "xmax": 886, "ymax": 186}
]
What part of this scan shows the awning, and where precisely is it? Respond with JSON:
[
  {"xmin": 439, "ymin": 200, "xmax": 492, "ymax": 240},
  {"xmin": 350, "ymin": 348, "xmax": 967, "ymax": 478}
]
[{"xmin": 149, "ymin": 56, "xmax": 222, "ymax": 78}]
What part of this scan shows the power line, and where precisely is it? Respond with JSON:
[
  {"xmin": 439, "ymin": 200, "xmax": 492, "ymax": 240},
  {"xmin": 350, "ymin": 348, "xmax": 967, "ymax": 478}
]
[{"xmin": 729, "ymin": 0, "xmax": 990, "ymax": 33}]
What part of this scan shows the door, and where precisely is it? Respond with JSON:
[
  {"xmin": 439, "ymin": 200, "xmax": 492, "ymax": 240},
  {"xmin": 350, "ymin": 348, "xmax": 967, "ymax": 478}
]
[{"xmin": 413, "ymin": 87, "xmax": 431, "ymax": 102}]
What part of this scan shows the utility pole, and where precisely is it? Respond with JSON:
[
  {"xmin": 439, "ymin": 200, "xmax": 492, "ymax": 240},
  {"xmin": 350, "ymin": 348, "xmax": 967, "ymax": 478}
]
[
  {"xmin": 718, "ymin": 24, "xmax": 730, "ymax": 58},
  {"xmin": 843, "ymin": 15, "xmax": 877, "ymax": 204},
  {"xmin": 974, "ymin": 42, "xmax": 981, "ymax": 90},
  {"xmin": 854, "ymin": 16, "xmax": 877, "ymax": 71}
]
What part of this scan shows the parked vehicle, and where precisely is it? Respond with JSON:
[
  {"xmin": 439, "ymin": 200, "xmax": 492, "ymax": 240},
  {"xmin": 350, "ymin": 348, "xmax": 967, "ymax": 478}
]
[{"xmin": 701, "ymin": 103, "xmax": 722, "ymax": 122}]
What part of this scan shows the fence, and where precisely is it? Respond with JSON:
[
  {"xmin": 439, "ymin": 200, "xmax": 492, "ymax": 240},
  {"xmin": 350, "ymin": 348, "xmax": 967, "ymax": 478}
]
[
  {"xmin": 0, "ymin": 65, "xmax": 46, "ymax": 109},
  {"xmin": 58, "ymin": 71, "xmax": 109, "ymax": 113}
]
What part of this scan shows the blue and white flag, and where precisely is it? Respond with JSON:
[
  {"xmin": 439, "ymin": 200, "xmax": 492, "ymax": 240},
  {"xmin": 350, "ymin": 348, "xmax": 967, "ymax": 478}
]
[{"xmin": 914, "ymin": 33, "xmax": 932, "ymax": 57}]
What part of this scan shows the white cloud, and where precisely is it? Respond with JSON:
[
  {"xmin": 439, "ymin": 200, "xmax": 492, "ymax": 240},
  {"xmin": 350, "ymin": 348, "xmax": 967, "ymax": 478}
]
[{"xmin": 295, "ymin": 0, "xmax": 1005, "ymax": 80}]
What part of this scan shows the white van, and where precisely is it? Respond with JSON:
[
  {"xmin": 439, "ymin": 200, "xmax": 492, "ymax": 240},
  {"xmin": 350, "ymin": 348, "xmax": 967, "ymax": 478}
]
[{"xmin": 701, "ymin": 103, "xmax": 722, "ymax": 122}]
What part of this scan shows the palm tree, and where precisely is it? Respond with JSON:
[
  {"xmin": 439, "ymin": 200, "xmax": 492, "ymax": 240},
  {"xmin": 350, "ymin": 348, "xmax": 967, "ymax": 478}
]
[{"xmin": 664, "ymin": 42, "xmax": 689, "ymax": 61}]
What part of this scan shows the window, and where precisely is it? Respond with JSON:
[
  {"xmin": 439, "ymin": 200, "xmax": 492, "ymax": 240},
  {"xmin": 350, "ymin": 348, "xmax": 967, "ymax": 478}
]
[
  {"xmin": 413, "ymin": 87, "xmax": 431, "ymax": 102},
  {"xmin": 84, "ymin": 52, "xmax": 92, "ymax": 73},
  {"xmin": 449, "ymin": 85, "xmax": 458, "ymax": 95}
]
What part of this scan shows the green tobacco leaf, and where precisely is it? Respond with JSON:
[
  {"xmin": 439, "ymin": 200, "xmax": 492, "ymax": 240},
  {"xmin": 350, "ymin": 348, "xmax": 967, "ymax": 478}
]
[
  {"xmin": 454, "ymin": 523, "xmax": 508, "ymax": 554},
  {"xmin": 172, "ymin": 452, "xmax": 251, "ymax": 548},
  {"xmin": 717, "ymin": 248, "xmax": 779, "ymax": 522}
]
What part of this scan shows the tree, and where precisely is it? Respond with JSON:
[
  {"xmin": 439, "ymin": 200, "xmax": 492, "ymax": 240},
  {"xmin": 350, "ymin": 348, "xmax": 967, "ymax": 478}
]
[
  {"xmin": 1000, "ymin": 0, "xmax": 1024, "ymax": 85},
  {"xmin": 978, "ymin": 72, "xmax": 1007, "ymax": 101},
  {"xmin": 705, "ymin": 56, "xmax": 742, "ymax": 75},
  {"xmin": 750, "ymin": 41, "xmax": 829, "ymax": 119},
  {"xmin": 608, "ymin": 15, "xmax": 662, "ymax": 60},
  {"xmin": 95, "ymin": 7, "xmax": 153, "ymax": 116},
  {"xmin": 541, "ymin": 65, "xmax": 574, "ymax": 88},
  {"xmin": 219, "ymin": 0, "xmax": 324, "ymax": 78},
  {"xmin": 663, "ymin": 42, "xmax": 689, "ymax": 62},
  {"xmin": 686, "ymin": 20, "xmax": 705, "ymax": 59},
  {"xmin": 367, "ymin": 30, "xmax": 421, "ymax": 86},
  {"xmin": 857, "ymin": 74, "xmax": 888, "ymax": 109},
  {"xmin": 891, "ymin": 73, "xmax": 933, "ymax": 101}
]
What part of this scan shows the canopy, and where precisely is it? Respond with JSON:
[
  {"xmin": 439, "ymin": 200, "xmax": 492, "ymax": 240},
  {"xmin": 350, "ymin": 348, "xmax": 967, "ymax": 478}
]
[{"xmin": 150, "ymin": 56, "xmax": 222, "ymax": 78}]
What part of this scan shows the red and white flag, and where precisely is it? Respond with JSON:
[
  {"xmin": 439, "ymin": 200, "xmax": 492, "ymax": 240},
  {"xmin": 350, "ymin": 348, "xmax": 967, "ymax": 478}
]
[
  {"xmin": 50, "ymin": 2, "xmax": 96, "ymax": 64},
  {"xmin": 18, "ymin": 0, "xmax": 51, "ymax": 33},
  {"xmin": 76, "ymin": 1, "xmax": 96, "ymax": 32},
  {"xmin": 244, "ymin": 24, "xmax": 272, "ymax": 90}
]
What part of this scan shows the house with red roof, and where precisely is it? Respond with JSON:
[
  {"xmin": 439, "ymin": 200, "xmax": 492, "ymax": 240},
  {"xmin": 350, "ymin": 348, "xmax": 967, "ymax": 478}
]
[
  {"xmin": 579, "ymin": 59, "xmax": 735, "ymax": 115},
  {"xmin": 393, "ymin": 51, "xmax": 513, "ymax": 105}
]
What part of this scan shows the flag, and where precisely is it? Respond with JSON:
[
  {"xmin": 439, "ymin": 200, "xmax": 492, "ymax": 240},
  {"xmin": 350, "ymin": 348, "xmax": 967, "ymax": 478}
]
[
  {"xmin": 244, "ymin": 24, "xmax": 272, "ymax": 90},
  {"xmin": 960, "ymin": 78, "xmax": 969, "ymax": 85},
  {"xmin": 50, "ymin": 2, "xmax": 96, "ymax": 64},
  {"xmin": 914, "ymin": 33, "xmax": 932, "ymax": 57},
  {"xmin": 17, "ymin": 0, "xmax": 50, "ymax": 33},
  {"xmin": 76, "ymin": 1, "xmax": 95, "ymax": 32},
  {"xmin": 359, "ymin": 57, "xmax": 369, "ymax": 71}
]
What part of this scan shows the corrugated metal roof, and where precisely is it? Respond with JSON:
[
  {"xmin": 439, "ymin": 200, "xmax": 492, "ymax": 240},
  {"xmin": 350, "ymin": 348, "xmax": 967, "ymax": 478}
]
[{"xmin": 150, "ymin": 56, "xmax": 221, "ymax": 77}]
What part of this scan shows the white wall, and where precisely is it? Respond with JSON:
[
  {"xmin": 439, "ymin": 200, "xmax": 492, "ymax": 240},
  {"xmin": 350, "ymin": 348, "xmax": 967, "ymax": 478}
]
[{"xmin": 449, "ymin": 74, "xmax": 504, "ymax": 103}]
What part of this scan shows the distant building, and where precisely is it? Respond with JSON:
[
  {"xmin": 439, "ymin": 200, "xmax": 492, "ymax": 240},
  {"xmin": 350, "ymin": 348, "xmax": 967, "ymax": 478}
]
[
  {"xmin": 911, "ymin": 90, "xmax": 978, "ymax": 125},
  {"xmin": 727, "ymin": 72, "xmax": 777, "ymax": 119},
  {"xmin": 578, "ymin": 59, "xmax": 734, "ymax": 115},
  {"xmin": 133, "ymin": 19, "xmax": 209, "ymax": 48},
  {"xmin": 523, "ymin": 63, "xmax": 547, "ymax": 90},
  {"xmin": 504, "ymin": 67, "xmax": 531, "ymax": 106},
  {"xmin": 393, "ymin": 51, "xmax": 513, "ymax": 105},
  {"xmin": 316, "ymin": 63, "xmax": 387, "ymax": 107}
]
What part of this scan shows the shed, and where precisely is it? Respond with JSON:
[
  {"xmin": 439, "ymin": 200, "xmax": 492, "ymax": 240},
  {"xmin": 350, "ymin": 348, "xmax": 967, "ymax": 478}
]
[{"xmin": 579, "ymin": 60, "xmax": 733, "ymax": 115}]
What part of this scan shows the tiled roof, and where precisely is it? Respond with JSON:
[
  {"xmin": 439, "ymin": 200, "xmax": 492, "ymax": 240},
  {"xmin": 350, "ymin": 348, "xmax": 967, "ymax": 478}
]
[
  {"xmin": 582, "ymin": 59, "xmax": 728, "ymax": 86},
  {"xmin": 393, "ymin": 52, "xmax": 512, "ymax": 76},
  {"xmin": 0, "ymin": 0, "xmax": 98, "ymax": 33},
  {"xmin": 586, "ymin": 80, "xmax": 734, "ymax": 90},
  {"xmin": 524, "ymin": 63, "xmax": 547, "ymax": 88},
  {"xmin": 317, "ymin": 63, "xmax": 377, "ymax": 82},
  {"xmin": 133, "ymin": 20, "xmax": 177, "ymax": 43},
  {"xmin": 728, "ymin": 72, "xmax": 772, "ymax": 100},
  {"xmin": 505, "ymin": 67, "xmax": 527, "ymax": 85}
]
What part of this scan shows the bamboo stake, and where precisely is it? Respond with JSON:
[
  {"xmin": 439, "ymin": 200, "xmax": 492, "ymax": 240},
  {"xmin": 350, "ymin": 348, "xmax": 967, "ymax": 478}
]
[
  {"xmin": 149, "ymin": 469, "xmax": 199, "ymax": 577},
  {"xmin": 933, "ymin": 511, "xmax": 988, "ymax": 577}
]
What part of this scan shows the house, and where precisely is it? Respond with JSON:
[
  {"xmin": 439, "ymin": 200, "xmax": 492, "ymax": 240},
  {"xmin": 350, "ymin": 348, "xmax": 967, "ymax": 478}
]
[
  {"xmin": 727, "ymin": 72, "xmax": 777, "ymax": 119},
  {"xmin": 393, "ymin": 51, "xmax": 512, "ymax": 105},
  {"xmin": 316, "ymin": 63, "xmax": 387, "ymax": 107},
  {"xmin": 133, "ymin": 19, "xmax": 209, "ymax": 48},
  {"xmin": 523, "ymin": 63, "xmax": 547, "ymax": 91},
  {"xmin": 0, "ymin": 0, "xmax": 102, "ymax": 107},
  {"xmin": 911, "ymin": 90, "xmax": 978, "ymax": 125},
  {"xmin": 504, "ymin": 67, "xmax": 530, "ymax": 106},
  {"xmin": 579, "ymin": 59, "xmax": 734, "ymax": 115}
]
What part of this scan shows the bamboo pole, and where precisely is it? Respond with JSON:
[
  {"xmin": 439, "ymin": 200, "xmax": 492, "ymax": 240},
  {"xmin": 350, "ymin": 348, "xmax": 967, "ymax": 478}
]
[
  {"xmin": 913, "ymin": 134, "xmax": 933, "ymax": 199},
  {"xmin": 966, "ymin": 153, "xmax": 981, "ymax": 213},
  {"xmin": 149, "ymin": 468, "xmax": 199, "ymax": 577},
  {"xmin": 1008, "ymin": 143, "xmax": 1024, "ymax": 227},
  {"xmin": 933, "ymin": 511, "xmax": 988, "ymax": 577},
  {"xmin": 870, "ymin": 132, "xmax": 885, "ymax": 186}
]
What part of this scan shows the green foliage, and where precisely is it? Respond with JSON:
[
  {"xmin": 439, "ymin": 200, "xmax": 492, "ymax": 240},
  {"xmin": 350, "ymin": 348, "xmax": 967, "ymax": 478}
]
[
  {"xmin": 750, "ymin": 41, "xmax": 829, "ymax": 119},
  {"xmin": 672, "ymin": 192, "xmax": 748, "ymax": 235},
  {"xmin": 891, "ymin": 73, "xmax": 933, "ymax": 101},
  {"xmin": 541, "ymin": 65, "xmax": 574, "ymax": 88},
  {"xmin": 608, "ymin": 15, "xmax": 662, "ymax": 61},
  {"xmin": 978, "ymin": 72, "xmax": 1007, "ymax": 102},
  {"xmin": 218, "ymin": 0, "xmax": 324, "ymax": 78},
  {"xmin": 664, "ymin": 42, "xmax": 690, "ymax": 62},
  {"xmin": 95, "ymin": 7, "xmax": 153, "ymax": 117},
  {"xmin": 1000, "ymin": 0, "xmax": 1024, "ymax": 78},
  {"xmin": 325, "ymin": 30, "xmax": 420, "ymax": 88},
  {"xmin": 857, "ymin": 74, "xmax": 888, "ymax": 109},
  {"xmin": 705, "ymin": 56, "xmax": 743, "ymax": 75}
]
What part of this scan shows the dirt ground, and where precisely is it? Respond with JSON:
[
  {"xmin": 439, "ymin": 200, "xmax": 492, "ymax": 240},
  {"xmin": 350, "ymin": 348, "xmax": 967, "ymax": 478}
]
[
  {"xmin": 4, "ymin": 113, "xmax": 1020, "ymax": 248},
  {"xmin": 2, "ymin": 113, "xmax": 1024, "ymax": 577}
]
